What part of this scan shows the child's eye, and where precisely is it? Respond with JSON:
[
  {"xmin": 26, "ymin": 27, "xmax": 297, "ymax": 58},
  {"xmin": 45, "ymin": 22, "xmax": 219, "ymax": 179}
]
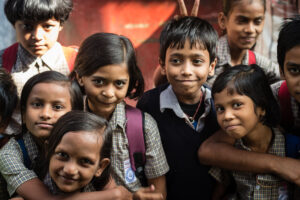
[
  {"xmin": 233, "ymin": 102, "xmax": 242, "ymax": 108},
  {"xmin": 193, "ymin": 59, "xmax": 204, "ymax": 65},
  {"xmin": 215, "ymin": 106, "xmax": 224, "ymax": 113},
  {"xmin": 288, "ymin": 67, "xmax": 300, "ymax": 75},
  {"xmin": 170, "ymin": 58, "xmax": 182, "ymax": 65},
  {"xmin": 22, "ymin": 23, "xmax": 33, "ymax": 31},
  {"xmin": 254, "ymin": 18, "xmax": 263, "ymax": 25},
  {"xmin": 115, "ymin": 80, "xmax": 126, "ymax": 88},
  {"xmin": 43, "ymin": 24, "xmax": 54, "ymax": 30},
  {"xmin": 92, "ymin": 79, "xmax": 104, "ymax": 86},
  {"xmin": 80, "ymin": 158, "xmax": 94, "ymax": 166},
  {"xmin": 53, "ymin": 104, "xmax": 65, "ymax": 110},
  {"xmin": 56, "ymin": 152, "xmax": 69, "ymax": 160},
  {"xmin": 31, "ymin": 102, "xmax": 42, "ymax": 108}
]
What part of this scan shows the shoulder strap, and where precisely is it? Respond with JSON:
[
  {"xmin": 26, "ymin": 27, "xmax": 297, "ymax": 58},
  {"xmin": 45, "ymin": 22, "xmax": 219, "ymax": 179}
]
[
  {"xmin": 125, "ymin": 104, "xmax": 146, "ymax": 172},
  {"xmin": 62, "ymin": 45, "xmax": 78, "ymax": 72},
  {"xmin": 17, "ymin": 138, "xmax": 32, "ymax": 169},
  {"xmin": 248, "ymin": 50, "xmax": 256, "ymax": 65},
  {"xmin": 2, "ymin": 43, "xmax": 19, "ymax": 72},
  {"xmin": 278, "ymin": 81, "xmax": 293, "ymax": 128}
]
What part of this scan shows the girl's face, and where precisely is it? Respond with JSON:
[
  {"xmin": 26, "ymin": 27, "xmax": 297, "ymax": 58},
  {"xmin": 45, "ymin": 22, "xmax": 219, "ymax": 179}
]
[
  {"xmin": 23, "ymin": 82, "xmax": 72, "ymax": 141},
  {"xmin": 49, "ymin": 131, "xmax": 109, "ymax": 193},
  {"xmin": 77, "ymin": 64, "xmax": 130, "ymax": 120},
  {"xmin": 214, "ymin": 87, "xmax": 265, "ymax": 140},
  {"xmin": 219, "ymin": 0, "xmax": 265, "ymax": 51}
]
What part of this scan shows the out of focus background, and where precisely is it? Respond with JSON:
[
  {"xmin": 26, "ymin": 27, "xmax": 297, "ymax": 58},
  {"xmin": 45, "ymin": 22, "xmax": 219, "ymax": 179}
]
[{"xmin": 1, "ymin": 0, "xmax": 299, "ymax": 90}]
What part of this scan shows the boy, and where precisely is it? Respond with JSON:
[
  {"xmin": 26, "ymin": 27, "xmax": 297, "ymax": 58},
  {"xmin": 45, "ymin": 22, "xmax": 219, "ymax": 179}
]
[
  {"xmin": 198, "ymin": 16, "xmax": 300, "ymax": 198},
  {"xmin": 0, "ymin": 0, "xmax": 77, "ymax": 95},
  {"xmin": 137, "ymin": 16, "xmax": 219, "ymax": 199}
]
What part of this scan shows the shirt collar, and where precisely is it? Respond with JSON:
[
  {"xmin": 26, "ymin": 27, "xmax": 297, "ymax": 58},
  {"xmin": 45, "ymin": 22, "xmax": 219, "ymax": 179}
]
[
  {"xmin": 217, "ymin": 35, "xmax": 249, "ymax": 67},
  {"xmin": 23, "ymin": 132, "xmax": 39, "ymax": 162},
  {"xmin": 109, "ymin": 101, "xmax": 127, "ymax": 130}
]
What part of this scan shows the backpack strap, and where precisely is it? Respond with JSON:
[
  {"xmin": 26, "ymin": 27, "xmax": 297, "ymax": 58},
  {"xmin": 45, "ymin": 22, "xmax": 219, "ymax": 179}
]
[
  {"xmin": 2, "ymin": 43, "xmax": 19, "ymax": 72},
  {"xmin": 278, "ymin": 81, "xmax": 294, "ymax": 129},
  {"xmin": 125, "ymin": 104, "xmax": 147, "ymax": 186},
  {"xmin": 248, "ymin": 50, "xmax": 256, "ymax": 65},
  {"xmin": 16, "ymin": 138, "xmax": 32, "ymax": 169},
  {"xmin": 62, "ymin": 45, "xmax": 78, "ymax": 72}
]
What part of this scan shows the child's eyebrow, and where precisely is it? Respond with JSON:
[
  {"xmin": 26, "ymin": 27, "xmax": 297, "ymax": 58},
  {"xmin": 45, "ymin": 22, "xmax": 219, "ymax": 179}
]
[{"xmin": 286, "ymin": 62, "xmax": 300, "ymax": 68}]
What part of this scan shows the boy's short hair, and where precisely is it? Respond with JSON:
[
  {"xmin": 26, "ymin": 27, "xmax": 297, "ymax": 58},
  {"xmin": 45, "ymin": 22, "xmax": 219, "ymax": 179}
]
[
  {"xmin": 0, "ymin": 68, "xmax": 18, "ymax": 127},
  {"xmin": 4, "ymin": 0, "xmax": 73, "ymax": 25},
  {"xmin": 159, "ymin": 16, "xmax": 218, "ymax": 66},
  {"xmin": 277, "ymin": 16, "xmax": 300, "ymax": 73}
]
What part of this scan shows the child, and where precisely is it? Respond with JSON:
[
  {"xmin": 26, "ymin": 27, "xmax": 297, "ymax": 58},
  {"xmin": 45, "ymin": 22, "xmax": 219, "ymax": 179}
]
[
  {"xmin": 1, "ymin": 0, "xmax": 77, "ymax": 95},
  {"xmin": 0, "ymin": 71, "xmax": 83, "ymax": 199},
  {"xmin": 42, "ymin": 111, "xmax": 112, "ymax": 194},
  {"xmin": 210, "ymin": 64, "xmax": 287, "ymax": 199},
  {"xmin": 137, "ymin": 16, "xmax": 219, "ymax": 199},
  {"xmin": 0, "ymin": 68, "xmax": 18, "ymax": 200},
  {"xmin": 198, "ymin": 16, "xmax": 300, "ymax": 199},
  {"xmin": 72, "ymin": 32, "xmax": 169, "ymax": 200},
  {"xmin": 206, "ymin": 0, "xmax": 280, "ymax": 86}
]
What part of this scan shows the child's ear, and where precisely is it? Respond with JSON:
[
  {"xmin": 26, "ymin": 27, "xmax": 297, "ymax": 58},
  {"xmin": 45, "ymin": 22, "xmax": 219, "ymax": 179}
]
[
  {"xmin": 208, "ymin": 58, "xmax": 217, "ymax": 77},
  {"xmin": 75, "ymin": 72, "xmax": 84, "ymax": 87},
  {"xmin": 95, "ymin": 158, "xmax": 110, "ymax": 177},
  {"xmin": 280, "ymin": 68, "xmax": 286, "ymax": 80},
  {"xmin": 159, "ymin": 59, "xmax": 166, "ymax": 75},
  {"xmin": 218, "ymin": 12, "xmax": 227, "ymax": 30}
]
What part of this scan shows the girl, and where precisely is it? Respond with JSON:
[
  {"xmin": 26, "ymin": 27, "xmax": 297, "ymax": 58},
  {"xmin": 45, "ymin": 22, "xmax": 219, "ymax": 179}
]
[
  {"xmin": 72, "ymin": 32, "xmax": 169, "ymax": 200},
  {"xmin": 206, "ymin": 0, "xmax": 280, "ymax": 86},
  {"xmin": 210, "ymin": 64, "xmax": 287, "ymax": 199},
  {"xmin": 42, "ymin": 111, "xmax": 112, "ymax": 194}
]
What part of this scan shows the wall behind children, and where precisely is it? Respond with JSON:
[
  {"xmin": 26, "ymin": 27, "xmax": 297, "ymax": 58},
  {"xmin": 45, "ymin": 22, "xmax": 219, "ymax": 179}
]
[{"xmin": 0, "ymin": 0, "xmax": 299, "ymax": 91}]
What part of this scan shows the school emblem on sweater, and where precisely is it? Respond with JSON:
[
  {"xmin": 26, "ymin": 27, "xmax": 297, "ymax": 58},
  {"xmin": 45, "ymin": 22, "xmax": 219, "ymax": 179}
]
[{"xmin": 124, "ymin": 159, "xmax": 136, "ymax": 184}]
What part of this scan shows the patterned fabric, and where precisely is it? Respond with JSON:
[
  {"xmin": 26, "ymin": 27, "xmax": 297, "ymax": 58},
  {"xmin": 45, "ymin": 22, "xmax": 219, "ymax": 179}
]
[
  {"xmin": 206, "ymin": 35, "xmax": 280, "ymax": 87},
  {"xmin": 160, "ymin": 85, "xmax": 213, "ymax": 132},
  {"xmin": 0, "ymin": 132, "xmax": 38, "ymax": 196},
  {"xmin": 210, "ymin": 127, "xmax": 287, "ymax": 200},
  {"xmin": 0, "ymin": 42, "xmax": 70, "ymax": 96},
  {"xmin": 84, "ymin": 100, "xmax": 169, "ymax": 192},
  {"xmin": 271, "ymin": 80, "xmax": 300, "ymax": 128}
]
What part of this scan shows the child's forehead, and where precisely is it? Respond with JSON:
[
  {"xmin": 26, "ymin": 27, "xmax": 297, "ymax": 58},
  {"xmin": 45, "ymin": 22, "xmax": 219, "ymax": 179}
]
[
  {"xmin": 167, "ymin": 40, "xmax": 208, "ymax": 54},
  {"xmin": 19, "ymin": 17, "xmax": 61, "ymax": 25}
]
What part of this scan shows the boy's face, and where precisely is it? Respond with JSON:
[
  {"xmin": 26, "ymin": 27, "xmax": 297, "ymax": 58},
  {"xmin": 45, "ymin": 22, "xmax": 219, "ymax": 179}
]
[
  {"xmin": 282, "ymin": 45, "xmax": 300, "ymax": 103},
  {"xmin": 161, "ymin": 40, "xmax": 216, "ymax": 104},
  {"xmin": 14, "ymin": 18, "xmax": 62, "ymax": 57}
]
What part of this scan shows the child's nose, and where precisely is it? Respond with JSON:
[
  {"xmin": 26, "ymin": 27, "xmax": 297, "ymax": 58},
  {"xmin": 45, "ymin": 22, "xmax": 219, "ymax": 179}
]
[
  {"xmin": 224, "ymin": 109, "xmax": 234, "ymax": 120},
  {"xmin": 181, "ymin": 61, "xmax": 193, "ymax": 76},
  {"xmin": 63, "ymin": 161, "xmax": 78, "ymax": 175},
  {"xmin": 39, "ymin": 106, "xmax": 52, "ymax": 120},
  {"xmin": 31, "ymin": 27, "xmax": 44, "ymax": 41},
  {"xmin": 101, "ymin": 86, "xmax": 114, "ymax": 98},
  {"xmin": 244, "ymin": 23, "xmax": 255, "ymax": 34}
]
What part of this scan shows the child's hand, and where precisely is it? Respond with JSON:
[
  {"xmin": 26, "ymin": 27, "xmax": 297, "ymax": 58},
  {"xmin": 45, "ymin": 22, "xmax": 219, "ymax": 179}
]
[
  {"xmin": 9, "ymin": 197, "xmax": 24, "ymax": 200},
  {"xmin": 133, "ymin": 185, "xmax": 164, "ymax": 200},
  {"xmin": 175, "ymin": 0, "xmax": 200, "ymax": 20}
]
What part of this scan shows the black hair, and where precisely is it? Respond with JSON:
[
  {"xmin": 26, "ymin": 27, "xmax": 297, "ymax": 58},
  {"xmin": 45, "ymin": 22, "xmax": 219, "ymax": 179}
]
[
  {"xmin": 277, "ymin": 16, "xmax": 300, "ymax": 73},
  {"xmin": 70, "ymin": 32, "xmax": 144, "ymax": 99},
  {"xmin": 159, "ymin": 16, "xmax": 218, "ymax": 66},
  {"xmin": 45, "ymin": 111, "xmax": 112, "ymax": 191},
  {"xmin": 20, "ymin": 71, "xmax": 83, "ymax": 133},
  {"xmin": 0, "ymin": 68, "xmax": 18, "ymax": 129},
  {"xmin": 4, "ymin": 0, "xmax": 73, "ymax": 25},
  {"xmin": 212, "ymin": 64, "xmax": 280, "ymax": 127},
  {"xmin": 222, "ymin": 0, "xmax": 266, "ymax": 16}
]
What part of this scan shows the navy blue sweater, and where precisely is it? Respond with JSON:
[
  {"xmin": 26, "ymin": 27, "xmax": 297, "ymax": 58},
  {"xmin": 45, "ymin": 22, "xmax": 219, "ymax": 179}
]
[{"xmin": 137, "ymin": 84, "xmax": 219, "ymax": 200}]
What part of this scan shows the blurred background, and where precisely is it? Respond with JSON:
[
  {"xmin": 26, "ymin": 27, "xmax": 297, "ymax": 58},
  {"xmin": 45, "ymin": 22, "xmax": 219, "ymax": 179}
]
[{"xmin": 1, "ymin": 0, "xmax": 299, "ymax": 91}]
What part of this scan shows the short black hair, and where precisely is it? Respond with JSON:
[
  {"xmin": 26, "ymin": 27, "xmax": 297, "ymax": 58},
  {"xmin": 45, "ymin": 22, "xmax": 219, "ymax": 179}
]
[
  {"xmin": 277, "ymin": 16, "xmax": 300, "ymax": 73},
  {"xmin": 45, "ymin": 111, "xmax": 112, "ymax": 191},
  {"xmin": 0, "ymin": 68, "xmax": 18, "ymax": 129},
  {"xmin": 212, "ymin": 64, "xmax": 280, "ymax": 127},
  {"xmin": 21, "ymin": 71, "xmax": 83, "ymax": 133},
  {"xmin": 4, "ymin": 0, "xmax": 73, "ymax": 25},
  {"xmin": 71, "ymin": 32, "xmax": 144, "ymax": 99},
  {"xmin": 222, "ymin": 0, "xmax": 266, "ymax": 16},
  {"xmin": 159, "ymin": 16, "xmax": 218, "ymax": 66}
]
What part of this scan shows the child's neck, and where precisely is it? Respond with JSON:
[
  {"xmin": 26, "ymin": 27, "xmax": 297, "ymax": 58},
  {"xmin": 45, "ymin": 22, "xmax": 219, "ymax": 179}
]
[
  {"xmin": 242, "ymin": 125, "xmax": 273, "ymax": 153},
  {"xmin": 229, "ymin": 46, "xmax": 248, "ymax": 66}
]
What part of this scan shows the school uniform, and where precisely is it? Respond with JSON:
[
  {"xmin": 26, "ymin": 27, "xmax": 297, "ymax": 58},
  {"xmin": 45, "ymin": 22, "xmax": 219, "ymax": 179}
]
[
  {"xmin": 206, "ymin": 35, "xmax": 280, "ymax": 87},
  {"xmin": 84, "ymin": 100, "xmax": 169, "ymax": 192},
  {"xmin": 210, "ymin": 127, "xmax": 287, "ymax": 200},
  {"xmin": 137, "ymin": 84, "xmax": 219, "ymax": 200}
]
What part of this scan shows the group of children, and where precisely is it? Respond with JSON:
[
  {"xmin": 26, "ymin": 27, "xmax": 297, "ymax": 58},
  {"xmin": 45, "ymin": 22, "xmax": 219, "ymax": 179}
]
[{"xmin": 0, "ymin": 0, "xmax": 300, "ymax": 199}]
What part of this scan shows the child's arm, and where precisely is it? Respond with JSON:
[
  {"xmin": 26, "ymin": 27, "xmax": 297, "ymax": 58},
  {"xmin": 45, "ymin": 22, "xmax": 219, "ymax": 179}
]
[
  {"xmin": 132, "ymin": 184, "xmax": 163, "ymax": 200},
  {"xmin": 16, "ymin": 178, "xmax": 133, "ymax": 200},
  {"xmin": 198, "ymin": 129, "xmax": 300, "ymax": 186}
]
